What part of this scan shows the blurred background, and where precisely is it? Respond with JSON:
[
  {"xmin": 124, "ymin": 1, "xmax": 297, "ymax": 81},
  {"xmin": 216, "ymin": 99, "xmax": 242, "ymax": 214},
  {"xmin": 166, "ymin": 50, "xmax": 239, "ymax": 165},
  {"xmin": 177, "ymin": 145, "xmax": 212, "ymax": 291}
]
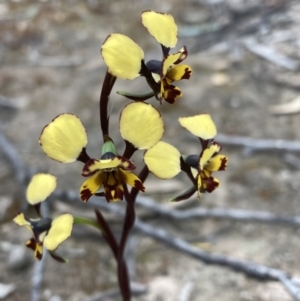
[{"xmin": 1, "ymin": 0, "xmax": 300, "ymax": 300}]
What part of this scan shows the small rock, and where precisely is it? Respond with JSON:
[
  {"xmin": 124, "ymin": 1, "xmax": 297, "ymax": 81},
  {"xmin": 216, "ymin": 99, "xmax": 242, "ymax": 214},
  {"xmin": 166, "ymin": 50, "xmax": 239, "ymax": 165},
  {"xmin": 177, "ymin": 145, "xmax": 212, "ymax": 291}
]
[
  {"xmin": 0, "ymin": 283, "xmax": 15, "ymax": 299},
  {"xmin": 210, "ymin": 72, "xmax": 231, "ymax": 86}
]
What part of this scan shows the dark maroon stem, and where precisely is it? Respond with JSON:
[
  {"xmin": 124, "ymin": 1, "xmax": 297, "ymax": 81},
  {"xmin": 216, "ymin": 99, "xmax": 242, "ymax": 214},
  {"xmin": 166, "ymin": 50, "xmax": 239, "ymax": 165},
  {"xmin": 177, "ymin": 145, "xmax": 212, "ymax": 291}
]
[
  {"xmin": 99, "ymin": 70, "xmax": 116, "ymax": 137},
  {"xmin": 117, "ymin": 185, "xmax": 136, "ymax": 301},
  {"xmin": 130, "ymin": 164, "xmax": 149, "ymax": 201},
  {"xmin": 94, "ymin": 208, "xmax": 119, "ymax": 258},
  {"xmin": 180, "ymin": 156, "xmax": 197, "ymax": 187},
  {"xmin": 122, "ymin": 140, "xmax": 137, "ymax": 159}
]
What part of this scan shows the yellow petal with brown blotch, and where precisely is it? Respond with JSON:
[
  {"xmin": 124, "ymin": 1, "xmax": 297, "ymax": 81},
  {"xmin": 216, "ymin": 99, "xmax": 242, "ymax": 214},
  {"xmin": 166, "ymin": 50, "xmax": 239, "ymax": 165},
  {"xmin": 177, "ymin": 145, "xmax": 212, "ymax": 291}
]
[
  {"xmin": 142, "ymin": 11, "xmax": 177, "ymax": 48},
  {"xmin": 120, "ymin": 102, "xmax": 164, "ymax": 150},
  {"xmin": 43, "ymin": 214, "xmax": 73, "ymax": 251},
  {"xmin": 144, "ymin": 141, "xmax": 181, "ymax": 179},
  {"xmin": 13, "ymin": 213, "xmax": 33, "ymax": 234},
  {"xmin": 199, "ymin": 142, "xmax": 221, "ymax": 170},
  {"xmin": 205, "ymin": 155, "xmax": 228, "ymax": 172},
  {"xmin": 26, "ymin": 238, "xmax": 43, "ymax": 261},
  {"xmin": 167, "ymin": 64, "xmax": 192, "ymax": 81},
  {"xmin": 118, "ymin": 169, "xmax": 145, "ymax": 192},
  {"xmin": 162, "ymin": 52, "xmax": 183, "ymax": 77},
  {"xmin": 101, "ymin": 33, "xmax": 144, "ymax": 80},
  {"xmin": 26, "ymin": 173, "xmax": 57, "ymax": 205},
  {"xmin": 80, "ymin": 172, "xmax": 104, "ymax": 202},
  {"xmin": 179, "ymin": 114, "xmax": 217, "ymax": 140},
  {"xmin": 83, "ymin": 157, "xmax": 123, "ymax": 175},
  {"xmin": 40, "ymin": 114, "xmax": 88, "ymax": 163}
]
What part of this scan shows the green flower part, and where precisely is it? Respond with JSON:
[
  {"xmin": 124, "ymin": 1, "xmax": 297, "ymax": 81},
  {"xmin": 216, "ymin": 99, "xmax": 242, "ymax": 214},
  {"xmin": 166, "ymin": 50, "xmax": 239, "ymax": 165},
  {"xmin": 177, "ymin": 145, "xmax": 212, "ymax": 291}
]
[
  {"xmin": 40, "ymin": 114, "xmax": 145, "ymax": 203},
  {"xmin": 119, "ymin": 102, "xmax": 164, "ymax": 150},
  {"xmin": 101, "ymin": 11, "xmax": 192, "ymax": 104},
  {"xmin": 14, "ymin": 174, "xmax": 73, "ymax": 262}
]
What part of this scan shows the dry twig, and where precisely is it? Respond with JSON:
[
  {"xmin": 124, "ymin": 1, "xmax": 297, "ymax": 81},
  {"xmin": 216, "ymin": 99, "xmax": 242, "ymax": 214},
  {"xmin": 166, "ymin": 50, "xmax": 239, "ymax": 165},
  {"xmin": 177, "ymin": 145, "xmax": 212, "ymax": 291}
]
[
  {"xmin": 216, "ymin": 133, "xmax": 300, "ymax": 153},
  {"xmin": 57, "ymin": 190, "xmax": 300, "ymax": 300}
]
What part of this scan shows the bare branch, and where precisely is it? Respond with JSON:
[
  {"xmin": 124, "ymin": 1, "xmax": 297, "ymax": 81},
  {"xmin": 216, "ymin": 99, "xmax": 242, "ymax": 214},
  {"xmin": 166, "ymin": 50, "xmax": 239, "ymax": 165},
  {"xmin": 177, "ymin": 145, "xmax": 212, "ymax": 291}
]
[
  {"xmin": 0, "ymin": 126, "xmax": 27, "ymax": 183},
  {"xmin": 216, "ymin": 133, "xmax": 300, "ymax": 153},
  {"xmin": 243, "ymin": 38, "xmax": 300, "ymax": 71},
  {"xmin": 56, "ymin": 190, "xmax": 300, "ymax": 298},
  {"xmin": 135, "ymin": 196, "xmax": 300, "ymax": 227},
  {"xmin": 83, "ymin": 282, "xmax": 147, "ymax": 301}
]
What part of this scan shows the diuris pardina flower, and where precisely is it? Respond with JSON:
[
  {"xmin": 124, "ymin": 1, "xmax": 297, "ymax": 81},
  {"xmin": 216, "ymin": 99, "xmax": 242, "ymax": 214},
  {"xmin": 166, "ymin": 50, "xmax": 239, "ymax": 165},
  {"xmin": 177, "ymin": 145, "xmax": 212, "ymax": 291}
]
[
  {"xmin": 13, "ymin": 173, "xmax": 73, "ymax": 262},
  {"xmin": 179, "ymin": 114, "xmax": 228, "ymax": 197},
  {"xmin": 39, "ymin": 102, "xmax": 164, "ymax": 203},
  {"xmin": 39, "ymin": 114, "xmax": 144, "ymax": 203},
  {"xmin": 101, "ymin": 11, "xmax": 192, "ymax": 104},
  {"xmin": 144, "ymin": 114, "xmax": 228, "ymax": 201},
  {"xmin": 80, "ymin": 142, "xmax": 145, "ymax": 203}
]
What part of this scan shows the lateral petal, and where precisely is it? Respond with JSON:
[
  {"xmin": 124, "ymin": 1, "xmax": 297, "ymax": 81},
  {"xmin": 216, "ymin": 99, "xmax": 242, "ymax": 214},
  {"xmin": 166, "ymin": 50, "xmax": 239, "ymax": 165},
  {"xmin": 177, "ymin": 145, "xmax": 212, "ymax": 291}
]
[
  {"xmin": 101, "ymin": 33, "xmax": 144, "ymax": 80},
  {"xmin": 80, "ymin": 172, "xmax": 103, "ymax": 202},
  {"xmin": 40, "ymin": 114, "xmax": 88, "ymax": 163},
  {"xmin": 43, "ymin": 214, "xmax": 73, "ymax": 251},
  {"xmin": 179, "ymin": 114, "xmax": 217, "ymax": 140},
  {"xmin": 26, "ymin": 173, "xmax": 57, "ymax": 205},
  {"xmin": 144, "ymin": 141, "xmax": 181, "ymax": 179},
  {"xmin": 120, "ymin": 102, "xmax": 164, "ymax": 150},
  {"xmin": 142, "ymin": 11, "xmax": 178, "ymax": 48}
]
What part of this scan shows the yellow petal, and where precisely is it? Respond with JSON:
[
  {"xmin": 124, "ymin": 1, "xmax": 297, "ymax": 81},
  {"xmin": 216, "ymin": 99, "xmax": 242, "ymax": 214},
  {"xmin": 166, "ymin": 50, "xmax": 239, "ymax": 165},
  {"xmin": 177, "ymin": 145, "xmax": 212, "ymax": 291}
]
[
  {"xmin": 26, "ymin": 238, "xmax": 43, "ymax": 261},
  {"xmin": 101, "ymin": 33, "xmax": 144, "ymax": 80},
  {"xmin": 118, "ymin": 169, "xmax": 145, "ymax": 192},
  {"xmin": 14, "ymin": 213, "xmax": 33, "ymax": 234},
  {"xmin": 43, "ymin": 214, "xmax": 73, "ymax": 251},
  {"xmin": 142, "ymin": 11, "xmax": 177, "ymax": 48},
  {"xmin": 162, "ymin": 84, "xmax": 182, "ymax": 104},
  {"xmin": 14, "ymin": 213, "xmax": 30, "ymax": 227},
  {"xmin": 162, "ymin": 52, "xmax": 183, "ymax": 77},
  {"xmin": 199, "ymin": 143, "xmax": 221, "ymax": 170},
  {"xmin": 40, "ymin": 114, "xmax": 88, "ymax": 163},
  {"xmin": 179, "ymin": 114, "xmax": 217, "ymax": 139},
  {"xmin": 197, "ymin": 173, "xmax": 202, "ymax": 197},
  {"xmin": 120, "ymin": 102, "xmax": 164, "ymax": 150},
  {"xmin": 80, "ymin": 172, "xmax": 103, "ymax": 202},
  {"xmin": 26, "ymin": 173, "xmax": 57, "ymax": 205},
  {"xmin": 83, "ymin": 157, "xmax": 122, "ymax": 175},
  {"xmin": 205, "ymin": 155, "xmax": 228, "ymax": 172},
  {"xmin": 144, "ymin": 141, "xmax": 181, "ymax": 179},
  {"xmin": 167, "ymin": 64, "xmax": 192, "ymax": 81}
]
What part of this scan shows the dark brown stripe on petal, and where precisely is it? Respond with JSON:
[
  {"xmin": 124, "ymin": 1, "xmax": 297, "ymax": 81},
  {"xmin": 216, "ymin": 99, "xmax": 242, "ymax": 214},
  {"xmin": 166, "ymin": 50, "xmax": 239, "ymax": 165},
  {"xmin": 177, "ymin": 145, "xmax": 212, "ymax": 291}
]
[
  {"xmin": 82, "ymin": 159, "xmax": 98, "ymax": 176},
  {"xmin": 181, "ymin": 67, "xmax": 192, "ymax": 80},
  {"xmin": 80, "ymin": 187, "xmax": 93, "ymax": 202},
  {"xmin": 26, "ymin": 238, "xmax": 36, "ymax": 251},
  {"xmin": 219, "ymin": 156, "xmax": 228, "ymax": 170},
  {"xmin": 164, "ymin": 85, "xmax": 182, "ymax": 104},
  {"xmin": 134, "ymin": 180, "xmax": 145, "ymax": 192},
  {"xmin": 203, "ymin": 176, "xmax": 219, "ymax": 193}
]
